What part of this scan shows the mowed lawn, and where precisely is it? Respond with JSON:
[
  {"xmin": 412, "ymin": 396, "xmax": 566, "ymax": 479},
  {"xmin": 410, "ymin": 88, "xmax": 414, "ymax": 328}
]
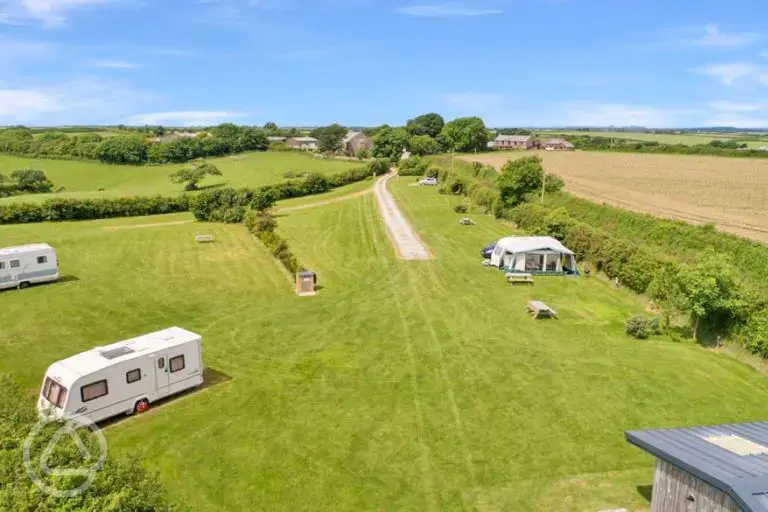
[
  {"xmin": 0, "ymin": 152, "xmax": 360, "ymax": 203},
  {"xmin": 3, "ymin": 179, "xmax": 768, "ymax": 510}
]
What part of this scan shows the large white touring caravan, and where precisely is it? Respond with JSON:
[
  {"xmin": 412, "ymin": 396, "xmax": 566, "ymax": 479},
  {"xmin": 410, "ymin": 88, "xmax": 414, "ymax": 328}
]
[
  {"xmin": 38, "ymin": 327, "xmax": 204, "ymax": 423},
  {"xmin": 0, "ymin": 243, "xmax": 59, "ymax": 290}
]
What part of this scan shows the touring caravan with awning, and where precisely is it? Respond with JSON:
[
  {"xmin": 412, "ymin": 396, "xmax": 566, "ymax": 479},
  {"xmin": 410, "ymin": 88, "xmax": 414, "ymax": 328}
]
[
  {"xmin": 489, "ymin": 236, "xmax": 577, "ymax": 274},
  {"xmin": 38, "ymin": 327, "xmax": 204, "ymax": 423}
]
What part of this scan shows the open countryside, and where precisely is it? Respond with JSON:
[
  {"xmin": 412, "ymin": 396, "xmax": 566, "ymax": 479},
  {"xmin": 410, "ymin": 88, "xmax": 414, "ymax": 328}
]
[
  {"xmin": 0, "ymin": 152, "xmax": 359, "ymax": 203},
  {"xmin": 536, "ymin": 130, "xmax": 768, "ymax": 148},
  {"xmin": 465, "ymin": 151, "xmax": 768, "ymax": 243},
  {"xmin": 4, "ymin": 178, "xmax": 768, "ymax": 511}
]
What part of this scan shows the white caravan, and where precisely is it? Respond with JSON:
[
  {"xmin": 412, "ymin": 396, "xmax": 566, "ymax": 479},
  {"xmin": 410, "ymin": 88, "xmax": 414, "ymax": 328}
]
[
  {"xmin": 38, "ymin": 327, "xmax": 204, "ymax": 423},
  {"xmin": 0, "ymin": 243, "xmax": 59, "ymax": 290}
]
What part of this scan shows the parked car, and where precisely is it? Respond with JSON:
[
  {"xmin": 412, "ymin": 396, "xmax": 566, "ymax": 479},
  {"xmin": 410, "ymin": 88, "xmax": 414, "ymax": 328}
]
[
  {"xmin": 481, "ymin": 242, "xmax": 497, "ymax": 259},
  {"xmin": 419, "ymin": 177, "xmax": 437, "ymax": 186}
]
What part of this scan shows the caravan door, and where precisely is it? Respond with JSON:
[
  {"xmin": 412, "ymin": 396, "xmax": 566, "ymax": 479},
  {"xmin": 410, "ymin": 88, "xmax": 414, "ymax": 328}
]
[
  {"xmin": 8, "ymin": 258, "xmax": 23, "ymax": 287},
  {"xmin": 154, "ymin": 356, "xmax": 171, "ymax": 397}
]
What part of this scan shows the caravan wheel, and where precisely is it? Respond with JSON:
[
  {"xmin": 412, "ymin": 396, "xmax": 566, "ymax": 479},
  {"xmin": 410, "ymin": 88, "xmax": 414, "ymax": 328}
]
[
  {"xmin": 18, "ymin": 282, "xmax": 30, "ymax": 289},
  {"xmin": 134, "ymin": 399, "xmax": 150, "ymax": 414}
]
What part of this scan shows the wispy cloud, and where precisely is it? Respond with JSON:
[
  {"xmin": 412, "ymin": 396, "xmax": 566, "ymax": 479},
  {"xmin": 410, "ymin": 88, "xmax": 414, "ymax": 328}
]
[
  {"xmin": 0, "ymin": 77, "xmax": 155, "ymax": 124},
  {"xmin": 562, "ymin": 102, "xmax": 701, "ymax": 128},
  {"xmin": 708, "ymin": 100, "xmax": 767, "ymax": 112},
  {"xmin": 697, "ymin": 24, "xmax": 760, "ymax": 47},
  {"xmin": 126, "ymin": 111, "xmax": 246, "ymax": 126},
  {"xmin": 1, "ymin": 0, "xmax": 116, "ymax": 28},
  {"xmin": 395, "ymin": 2, "xmax": 503, "ymax": 18},
  {"xmin": 694, "ymin": 62, "xmax": 761, "ymax": 85},
  {"xmin": 90, "ymin": 59, "xmax": 139, "ymax": 69},
  {"xmin": 439, "ymin": 92, "xmax": 505, "ymax": 110},
  {"xmin": 641, "ymin": 24, "xmax": 761, "ymax": 51},
  {"xmin": 702, "ymin": 116, "xmax": 768, "ymax": 128}
]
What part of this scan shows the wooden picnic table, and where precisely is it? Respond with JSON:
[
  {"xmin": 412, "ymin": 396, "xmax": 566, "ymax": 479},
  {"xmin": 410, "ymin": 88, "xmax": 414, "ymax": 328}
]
[
  {"xmin": 527, "ymin": 300, "xmax": 557, "ymax": 319},
  {"xmin": 507, "ymin": 273, "xmax": 534, "ymax": 285}
]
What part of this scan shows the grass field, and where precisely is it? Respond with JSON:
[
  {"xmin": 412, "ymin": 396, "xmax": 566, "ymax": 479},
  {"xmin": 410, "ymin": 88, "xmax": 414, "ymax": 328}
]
[
  {"xmin": 3, "ymin": 178, "xmax": 768, "ymax": 510},
  {"xmin": 535, "ymin": 130, "xmax": 768, "ymax": 148},
  {"xmin": 0, "ymin": 152, "xmax": 360, "ymax": 204},
  {"xmin": 465, "ymin": 151, "xmax": 768, "ymax": 243}
]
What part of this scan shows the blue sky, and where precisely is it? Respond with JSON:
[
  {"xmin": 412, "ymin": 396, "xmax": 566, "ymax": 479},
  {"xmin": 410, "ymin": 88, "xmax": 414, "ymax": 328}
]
[{"xmin": 1, "ymin": 0, "xmax": 767, "ymax": 127}]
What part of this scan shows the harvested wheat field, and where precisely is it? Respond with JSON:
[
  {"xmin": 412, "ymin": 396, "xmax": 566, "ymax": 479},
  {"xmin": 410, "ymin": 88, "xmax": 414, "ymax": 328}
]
[{"xmin": 465, "ymin": 151, "xmax": 768, "ymax": 242}]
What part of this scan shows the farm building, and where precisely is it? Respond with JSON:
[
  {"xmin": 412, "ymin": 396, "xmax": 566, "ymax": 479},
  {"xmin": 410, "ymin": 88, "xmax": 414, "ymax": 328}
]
[
  {"xmin": 267, "ymin": 136, "xmax": 287, "ymax": 143},
  {"xmin": 494, "ymin": 135, "xmax": 534, "ymax": 149},
  {"xmin": 627, "ymin": 422, "xmax": 768, "ymax": 511},
  {"xmin": 286, "ymin": 137, "xmax": 318, "ymax": 150},
  {"xmin": 343, "ymin": 131, "xmax": 374, "ymax": 156},
  {"xmin": 541, "ymin": 138, "xmax": 575, "ymax": 150},
  {"xmin": 489, "ymin": 236, "xmax": 577, "ymax": 274}
]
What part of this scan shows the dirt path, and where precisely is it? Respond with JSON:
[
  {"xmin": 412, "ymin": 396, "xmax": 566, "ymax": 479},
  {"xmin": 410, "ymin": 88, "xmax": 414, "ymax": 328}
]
[
  {"xmin": 374, "ymin": 173, "xmax": 432, "ymax": 260},
  {"xmin": 277, "ymin": 187, "xmax": 373, "ymax": 213}
]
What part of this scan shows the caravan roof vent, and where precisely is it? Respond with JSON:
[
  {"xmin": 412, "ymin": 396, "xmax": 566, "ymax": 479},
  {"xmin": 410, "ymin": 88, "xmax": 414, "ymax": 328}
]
[{"xmin": 99, "ymin": 346, "xmax": 135, "ymax": 360}]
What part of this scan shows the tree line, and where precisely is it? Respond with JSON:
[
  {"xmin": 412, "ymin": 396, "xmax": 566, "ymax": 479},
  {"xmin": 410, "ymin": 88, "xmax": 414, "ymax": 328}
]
[
  {"xmin": 565, "ymin": 134, "xmax": 768, "ymax": 158},
  {"xmin": 0, "ymin": 123, "xmax": 270, "ymax": 165}
]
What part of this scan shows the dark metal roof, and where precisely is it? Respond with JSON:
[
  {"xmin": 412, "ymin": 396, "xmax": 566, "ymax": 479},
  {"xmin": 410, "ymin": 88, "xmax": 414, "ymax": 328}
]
[
  {"xmin": 297, "ymin": 271, "xmax": 315, "ymax": 277},
  {"xmin": 626, "ymin": 422, "xmax": 768, "ymax": 511}
]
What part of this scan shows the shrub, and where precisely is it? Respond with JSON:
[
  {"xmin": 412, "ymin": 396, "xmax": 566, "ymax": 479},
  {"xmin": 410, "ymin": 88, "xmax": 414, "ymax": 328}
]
[
  {"xmin": 244, "ymin": 211, "xmax": 301, "ymax": 274},
  {"xmin": 398, "ymin": 157, "xmax": 429, "ymax": 176},
  {"xmin": 454, "ymin": 204, "xmax": 468, "ymax": 214},
  {"xmin": 649, "ymin": 316, "xmax": 663, "ymax": 335},
  {"xmin": 10, "ymin": 169, "xmax": 53, "ymax": 193},
  {"xmin": 626, "ymin": 315, "xmax": 649, "ymax": 339}
]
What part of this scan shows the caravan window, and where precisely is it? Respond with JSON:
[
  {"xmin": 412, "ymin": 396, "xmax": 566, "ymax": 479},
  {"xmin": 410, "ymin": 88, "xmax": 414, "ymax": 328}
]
[
  {"xmin": 126, "ymin": 369, "xmax": 141, "ymax": 384},
  {"xmin": 0, "ymin": 262, "xmax": 5, "ymax": 270},
  {"xmin": 81, "ymin": 380, "xmax": 109, "ymax": 402},
  {"xmin": 10, "ymin": 260, "xmax": 20, "ymax": 269},
  {"xmin": 42, "ymin": 377, "xmax": 67, "ymax": 408},
  {"xmin": 37, "ymin": 255, "xmax": 48, "ymax": 264},
  {"xmin": 169, "ymin": 355, "xmax": 185, "ymax": 373}
]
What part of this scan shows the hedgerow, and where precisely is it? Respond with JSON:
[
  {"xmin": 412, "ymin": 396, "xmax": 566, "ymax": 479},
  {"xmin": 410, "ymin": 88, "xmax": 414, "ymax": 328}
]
[{"xmin": 0, "ymin": 196, "xmax": 190, "ymax": 224}]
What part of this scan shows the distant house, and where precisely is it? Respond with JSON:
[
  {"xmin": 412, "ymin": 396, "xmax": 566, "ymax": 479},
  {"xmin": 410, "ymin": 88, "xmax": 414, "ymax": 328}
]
[
  {"xmin": 540, "ymin": 138, "xmax": 575, "ymax": 151},
  {"xmin": 758, "ymin": 146, "xmax": 768, "ymax": 152},
  {"xmin": 286, "ymin": 137, "xmax": 318, "ymax": 151},
  {"xmin": 267, "ymin": 136, "xmax": 287, "ymax": 143},
  {"xmin": 494, "ymin": 135, "xmax": 534, "ymax": 150},
  {"xmin": 342, "ymin": 131, "xmax": 374, "ymax": 156}
]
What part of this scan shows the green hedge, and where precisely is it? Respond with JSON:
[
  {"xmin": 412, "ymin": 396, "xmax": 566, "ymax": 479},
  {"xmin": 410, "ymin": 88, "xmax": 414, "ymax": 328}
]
[
  {"xmin": 244, "ymin": 211, "xmax": 300, "ymax": 274},
  {"xmin": 0, "ymin": 196, "xmax": 190, "ymax": 224}
]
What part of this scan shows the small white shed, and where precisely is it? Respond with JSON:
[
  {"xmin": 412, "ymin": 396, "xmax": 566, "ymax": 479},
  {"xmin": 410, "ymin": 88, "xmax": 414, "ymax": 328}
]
[{"xmin": 490, "ymin": 236, "xmax": 576, "ymax": 274}]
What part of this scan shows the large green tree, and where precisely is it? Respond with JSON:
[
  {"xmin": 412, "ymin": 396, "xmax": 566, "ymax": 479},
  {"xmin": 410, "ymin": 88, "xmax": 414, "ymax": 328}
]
[
  {"xmin": 408, "ymin": 134, "xmax": 440, "ymax": 156},
  {"xmin": 497, "ymin": 156, "xmax": 545, "ymax": 207},
  {"xmin": 372, "ymin": 126, "xmax": 411, "ymax": 161},
  {"xmin": 406, "ymin": 113, "xmax": 445, "ymax": 138},
  {"xmin": 310, "ymin": 124, "xmax": 348, "ymax": 153},
  {"xmin": 96, "ymin": 135, "xmax": 149, "ymax": 164},
  {"xmin": 10, "ymin": 169, "xmax": 53, "ymax": 193},
  {"xmin": 439, "ymin": 117, "xmax": 489, "ymax": 152},
  {"xmin": 169, "ymin": 159, "xmax": 222, "ymax": 190}
]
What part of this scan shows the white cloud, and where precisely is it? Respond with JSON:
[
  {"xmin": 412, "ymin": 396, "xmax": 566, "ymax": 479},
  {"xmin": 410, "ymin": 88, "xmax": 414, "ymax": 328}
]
[
  {"xmin": 562, "ymin": 102, "xmax": 700, "ymax": 128},
  {"xmin": 707, "ymin": 100, "xmax": 767, "ymax": 112},
  {"xmin": 0, "ymin": 78, "xmax": 155, "ymax": 124},
  {"xmin": 395, "ymin": 2, "xmax": 502, "ymax": 17},
  {"xmin": 1, "ymin": 0, "xmax": 115, "ymax": 27},
  {"xmin": 697, "ymin": 24, "xmax": 759, "ymax": 47},
  {"xmin": 90, "ymin": 59, "xmax": 139, "ymax": 69},
  {"xmin": 694, "ymin": 62, "xmax": 761, "ymax": 85},
  {"xmin": 702, "ymin": 116, "xmax": 768, "ymax": 128},
  {"xmin": 126, "ymin": 111, "xmax": 245, "ymax": 126}
]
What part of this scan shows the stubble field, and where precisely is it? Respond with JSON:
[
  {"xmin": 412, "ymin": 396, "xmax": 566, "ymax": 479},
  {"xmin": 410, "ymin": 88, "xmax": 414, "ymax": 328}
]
[{"xmin": 465, "ymin": 151, "xmax": 768, "ymax": 242}]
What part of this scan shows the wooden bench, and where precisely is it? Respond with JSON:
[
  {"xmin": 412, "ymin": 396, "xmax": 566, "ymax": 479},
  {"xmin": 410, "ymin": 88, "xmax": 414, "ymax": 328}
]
[
  {"xmin": 506, "ymin": 273, "xmax": 534, "ymax": 285},
  {"xmin": 527, "ymin": 300, "xmax": 557, "ymax": 319},
  {"xmin": 195, "ymin": 235, "xmax": 215, "ymax": 243}
]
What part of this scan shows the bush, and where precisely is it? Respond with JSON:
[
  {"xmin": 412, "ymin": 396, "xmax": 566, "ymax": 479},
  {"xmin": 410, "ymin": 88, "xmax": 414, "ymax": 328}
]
[
  {"xmin": 626, "ymin": 315, "xmax": 649, "ymax": 339},
  {"xmin": 0, "ymin": 196, "xmax": 189, "ymax": 224},
  {"xmin": 244, "ymin": 211, "xmax": 301, "ymax": 274},
  {"xmin": 649, "ymin": 316, "xmax": 663, "ymax": 335},
  {"xmin": 454, "ymin": 204, "xmax": 468, "ymax": 214},
  {"xmin": 398, "ymin": 157, "xmax": 429, "ymax": 176}
]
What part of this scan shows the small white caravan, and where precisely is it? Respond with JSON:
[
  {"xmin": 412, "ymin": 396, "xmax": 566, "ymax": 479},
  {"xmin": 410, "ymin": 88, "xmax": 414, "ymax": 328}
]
[
  {"xmin": 38, "ymin": 327, "xmax": 204, "ymax": 423},
  {"xmin": 0, "ymin": 243, "xmax": 59, "ymax": 290}
]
